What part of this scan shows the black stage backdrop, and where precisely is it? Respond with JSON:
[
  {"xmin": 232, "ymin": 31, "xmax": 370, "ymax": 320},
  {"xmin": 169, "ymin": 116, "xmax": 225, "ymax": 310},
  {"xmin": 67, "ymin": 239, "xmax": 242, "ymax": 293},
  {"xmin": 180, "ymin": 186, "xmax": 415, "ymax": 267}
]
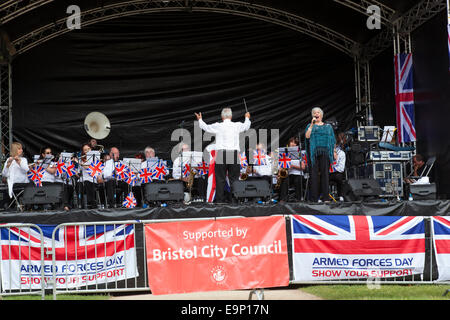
[
  {"xmin": 12, "ymin": 12, "xmax": 355, "ymax": 160},
  {"xmin": 371, "ymin": 12, "xmax": 450, "ymax": 199}
]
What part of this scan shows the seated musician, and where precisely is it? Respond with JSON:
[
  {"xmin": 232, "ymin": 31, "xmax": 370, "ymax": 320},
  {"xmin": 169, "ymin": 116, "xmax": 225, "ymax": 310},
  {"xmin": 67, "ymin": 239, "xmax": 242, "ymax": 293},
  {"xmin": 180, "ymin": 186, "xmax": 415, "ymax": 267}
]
[
  {"xmin": 329, "ymin": 144, "xmax": 346, "ymax": 201},
  {"xmin": 279, "ymin": 137, "xmax": 306, "ymax": 203},
  {"xmin": 404, "ymin": 154, "xmax": 427, "ymax": 184},
  {"xmin": 77, "ymin": 143, "xmax": 103, "ymax": 209},
  {"xmin": 1, "ymin": 142, "xmax": 30, "ymax": 204},
  {"xmin": 172, "ymin": 143, "xmax": 207, "ymax": 200},
  {"xmin": 103, "ymin": 146, "xmax": 127, "ymax": 208},
  {"xmin": 37, "ymin": 147, "xmax": 57, "ymax": 186}
]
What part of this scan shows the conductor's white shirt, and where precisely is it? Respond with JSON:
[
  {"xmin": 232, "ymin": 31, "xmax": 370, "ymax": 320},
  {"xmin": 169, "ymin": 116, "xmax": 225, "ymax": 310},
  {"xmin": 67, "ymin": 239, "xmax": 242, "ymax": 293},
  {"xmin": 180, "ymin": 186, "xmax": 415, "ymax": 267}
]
[{"xmin": 198, "ymin": 118, "xmax": 251, "ymax": 151}]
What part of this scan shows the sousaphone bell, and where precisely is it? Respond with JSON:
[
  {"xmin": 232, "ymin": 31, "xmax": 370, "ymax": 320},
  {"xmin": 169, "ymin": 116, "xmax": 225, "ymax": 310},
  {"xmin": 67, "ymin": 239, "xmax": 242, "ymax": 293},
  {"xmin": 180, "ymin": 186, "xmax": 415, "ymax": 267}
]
[{"xmin": 84, "ymin": 112, "xmax": 111, "ymax": 140}]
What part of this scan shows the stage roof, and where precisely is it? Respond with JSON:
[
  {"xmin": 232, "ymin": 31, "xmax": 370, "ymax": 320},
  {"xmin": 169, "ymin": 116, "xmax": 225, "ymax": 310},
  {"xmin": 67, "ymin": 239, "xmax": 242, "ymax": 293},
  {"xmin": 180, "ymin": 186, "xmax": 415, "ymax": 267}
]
[{"xmin": 0, "ymin": 0, "xmax": 436, "ymax": 61}]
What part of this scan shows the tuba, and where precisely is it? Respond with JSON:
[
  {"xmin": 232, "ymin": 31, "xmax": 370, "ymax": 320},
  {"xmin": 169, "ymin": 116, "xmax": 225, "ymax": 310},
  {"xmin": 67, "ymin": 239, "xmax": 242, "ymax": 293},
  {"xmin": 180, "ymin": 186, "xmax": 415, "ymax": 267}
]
[{"xmin": 84, "ymin": 112, "xmax": 111, "ymax": 140}]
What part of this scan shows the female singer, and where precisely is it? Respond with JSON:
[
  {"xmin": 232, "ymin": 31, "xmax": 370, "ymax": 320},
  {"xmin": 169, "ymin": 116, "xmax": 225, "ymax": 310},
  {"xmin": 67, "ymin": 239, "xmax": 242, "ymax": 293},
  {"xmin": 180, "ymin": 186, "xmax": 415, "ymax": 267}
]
[{"xmin": 305, "ymin": 107, "xmax": 336, "ymax": 202}]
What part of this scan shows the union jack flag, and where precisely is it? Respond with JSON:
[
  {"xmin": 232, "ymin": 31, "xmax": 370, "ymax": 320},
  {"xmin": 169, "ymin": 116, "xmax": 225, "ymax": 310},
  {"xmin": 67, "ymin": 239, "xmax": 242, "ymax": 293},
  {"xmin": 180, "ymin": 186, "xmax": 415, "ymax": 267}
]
[
  {"xmin": 182, "ymin": 163, "xmax": 191, "ymax": 178},
  {"xmin": 291, "ymin": 215, "xmax": 425, "ymax": 281},
  {"xmin": 27, "ymin": 165, "xmax": 45, "ymax": 187},
  {"xmin": 124, "ymin": 171, "xmax": 138, "ymax": 186},
  {"xmin": 329, "ymin": 160, "xmax": 337, "ymax": 173},
  {"xmin": 239, "ymin": 152, "xmax": 248, "ymax": 169},
  {"xmin": 115, "ymin": 161, "xmax": 130, "ymax": 181},
  {"xmin": 139, "ymin": 168, "xmax": 153, "ymax": 184},
  {"xmin": 55, "ymin": 160, "xmax": 67, "ymax": 177},
  {"xmin": 65, "ymin": 161, "xmax": 77, "ymax": 178},
  {"xmin": 151, "ymin": 160, "xmax": 168, "ymax": 181},
  {"xmin": 394, "ymin": 53, "xmax": 416, "ymax": 143},
  {"xmin": 278, "ymin": 153, "xmax": 291, "ymax": 169},
  {"xmin": 0, "ymin": 224, "xmax": 137, "ymax": 290},
  {"xmin": 196, "ymin": 161, "xmax": 209, "ymax": 176},
  {"xmin": 122, "ymin": 192, "xmax": 137, "ymax": 208},
  {"xmin": 432, "ymin": 216, "xmax": 450, "ymax": 281},
  {"xmin": 253, "ymin": 149, "xmax": 267, "ymax": 166},
  {"xmin": 86, "ymin": 159, "xmax": 104, "ymax": 178}
]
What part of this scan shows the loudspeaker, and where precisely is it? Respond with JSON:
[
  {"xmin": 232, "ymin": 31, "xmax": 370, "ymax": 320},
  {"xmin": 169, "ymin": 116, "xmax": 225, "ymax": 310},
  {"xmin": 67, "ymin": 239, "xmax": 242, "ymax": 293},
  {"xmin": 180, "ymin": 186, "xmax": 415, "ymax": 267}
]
[
  {"xmin": 410, "ymin": 183, "xmax": 436, "ymax": 200},
  {"xmin": 144, "ymin": 181, "xmax": 184, "ymax": 202},
  {"xmin": 21, "ymin": 184, "xmax": 64, "ymax": 205},
  {"xmin": 232, "ymin": 179, "xmax": 271, "ymax": 201},
  {"xmin": 345, "ymin": 178, "xmax": 383, "ymax": 201},
  {"xmin": 0, "ymin": 185, "xmax": 10, "ymax": 210}
]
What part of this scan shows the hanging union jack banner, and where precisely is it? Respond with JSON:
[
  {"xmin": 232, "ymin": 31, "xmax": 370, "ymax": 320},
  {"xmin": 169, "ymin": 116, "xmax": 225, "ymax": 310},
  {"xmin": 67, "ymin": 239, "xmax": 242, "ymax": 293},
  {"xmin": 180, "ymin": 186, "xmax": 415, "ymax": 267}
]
[
  {"xmin": 55, "ymin": 160, "xmax": 67, "ymax": 177},
  {"xmin": 278, "ymin": 153, "xmax": 292, "ymax": 169},
  {"xmin": 27, "ymin": 165, "xmax": 45, "ymax": 187},
  {"xmin": 151, "ymin": 160, "xmax": 168, "ymax": 181},
  {"xmin": 290, "ymin": 215, "xmax": 425, "ymax": 281},
  {"xmin": 86, "ymin": 159, "xmax": 104, "ymax": 178},
  {"xmin": 394, "ymin": 53, "xmax": 416, "ymax": 143},
  {"xmin": 122, "ymin": 192, "xmax": 137, "ymax": 208},
  {"xmin": 0, "ymin": 224, "xmax": 138, "ymax": 290}
]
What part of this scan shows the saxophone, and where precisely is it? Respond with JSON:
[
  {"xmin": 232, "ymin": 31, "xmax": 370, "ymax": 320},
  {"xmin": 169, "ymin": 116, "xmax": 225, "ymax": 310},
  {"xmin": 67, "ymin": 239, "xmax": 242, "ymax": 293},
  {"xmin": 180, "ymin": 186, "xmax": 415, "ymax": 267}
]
[
  {"xmin": 187, "ymin": 166, "xmax": 196, "ymax": 190},
  {"xmin": 274, "ymin": 168, "xmax": 288, "ymax": 189}
]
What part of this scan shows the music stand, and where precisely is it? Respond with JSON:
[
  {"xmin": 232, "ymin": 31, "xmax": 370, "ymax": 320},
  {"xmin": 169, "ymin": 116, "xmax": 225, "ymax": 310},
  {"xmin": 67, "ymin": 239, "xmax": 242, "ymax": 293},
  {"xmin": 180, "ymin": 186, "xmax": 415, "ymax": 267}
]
[
  {"xmin": 84, "ymin": 150, "xmax": 102, "ymax": 208},
  {"xmin": 60, "ymin": 152, "xmax": 79, "ymax": 209}
]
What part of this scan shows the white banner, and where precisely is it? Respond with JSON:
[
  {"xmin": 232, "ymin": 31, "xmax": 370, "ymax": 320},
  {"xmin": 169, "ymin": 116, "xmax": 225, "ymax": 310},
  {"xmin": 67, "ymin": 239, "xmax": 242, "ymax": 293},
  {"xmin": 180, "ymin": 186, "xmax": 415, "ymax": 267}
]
[
  {"xmin": 291, "ymin": 215, "xmax": 426, "ymax": 281},
  {"xmin": 1, "ymin": 224, "xmax": 138, "ymax": 290}
]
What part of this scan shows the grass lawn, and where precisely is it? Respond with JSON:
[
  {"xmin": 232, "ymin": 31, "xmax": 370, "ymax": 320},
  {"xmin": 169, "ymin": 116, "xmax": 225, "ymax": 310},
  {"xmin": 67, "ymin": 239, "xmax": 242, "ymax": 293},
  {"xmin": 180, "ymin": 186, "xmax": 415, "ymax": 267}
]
[{"xmin": 300, "ymin": 284, "xmax": 450, "ymax": 300}]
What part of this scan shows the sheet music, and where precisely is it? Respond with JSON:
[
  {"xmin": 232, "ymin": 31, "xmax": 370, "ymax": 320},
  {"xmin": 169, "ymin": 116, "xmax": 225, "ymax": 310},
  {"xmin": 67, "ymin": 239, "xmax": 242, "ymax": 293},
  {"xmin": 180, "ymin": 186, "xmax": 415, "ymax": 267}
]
[{"xmin": 381, "ymin": 126, "xmax": 396, "ymax": 142}]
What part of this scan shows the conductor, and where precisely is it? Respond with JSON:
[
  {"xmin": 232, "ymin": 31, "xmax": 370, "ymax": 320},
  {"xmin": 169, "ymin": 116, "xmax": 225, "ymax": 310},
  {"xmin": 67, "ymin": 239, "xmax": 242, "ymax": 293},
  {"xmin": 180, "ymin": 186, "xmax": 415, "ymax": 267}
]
[{"xmin": 195, "ymin": 108, "xmax": 251, "ymax": 203}]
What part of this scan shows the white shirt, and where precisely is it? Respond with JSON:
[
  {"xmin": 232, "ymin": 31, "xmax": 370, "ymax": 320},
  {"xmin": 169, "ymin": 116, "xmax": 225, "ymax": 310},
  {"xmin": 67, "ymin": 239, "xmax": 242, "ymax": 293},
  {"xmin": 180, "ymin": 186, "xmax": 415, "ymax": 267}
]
[
  {"xmin": 2, "ymin": 157, "xmax": 29, "ymax": 184},
  {"xmin": 332, "ymin": 147, "xmax": 346, "ymax": 173},
  {"xmin": 40, "ymin": 161, "xmax": 56, "ymax": 183},
  {"xmin": 198, "ymin": 118, "xmax": 251, "ymax": 151},
  {"xmin": 289, "ymin": 159, "xmax": 304, "ymax": 176}
]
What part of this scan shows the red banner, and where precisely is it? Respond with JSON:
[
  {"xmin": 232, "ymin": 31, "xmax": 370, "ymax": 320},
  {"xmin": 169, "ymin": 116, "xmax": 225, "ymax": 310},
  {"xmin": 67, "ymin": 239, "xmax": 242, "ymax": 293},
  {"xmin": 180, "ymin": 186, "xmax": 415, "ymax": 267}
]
[{"xmin": 145, "ymin": 216, "xmax": 289, "ymax": 295}]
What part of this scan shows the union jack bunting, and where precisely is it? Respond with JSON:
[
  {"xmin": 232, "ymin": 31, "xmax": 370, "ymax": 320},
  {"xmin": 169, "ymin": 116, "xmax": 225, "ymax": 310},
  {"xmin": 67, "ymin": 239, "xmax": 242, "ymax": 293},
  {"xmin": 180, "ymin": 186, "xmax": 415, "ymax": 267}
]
[
  {"xmin": 139, "ymin": 167, "xmax": 153, "ymax": 184},
  {"xmin": 253, "ymin": 149, "xmax": 267, "ymax": 166},
  {"xmin": 125, "ymin": 171, "xmax": 138, "ymax": 186},
  {"xmin": 151, "ymin": 160, "xmax": 168, "ymax": 181},
  {"xmin": 65, "ymin": 161, "xmax": 77, "ymax": 178},
  {"xmin": 55, "ymin": 160, "xmax": 67, "ymax": 177},
  {"xmin": 196, "ymin": 162, "xmax": 209, "ymax": 176},
  {"xmin": 122, "ymin": 192, "xmax": 137, "ymax": 208},
  {"xmin": 182, "ymin": 163, "xmax": 191, "ymax": 178},
  {"xmin": 27, "ymin": 165, "xmax": 44, "ymax": 187},
  {"xmin": 394, "ymin": 53, "xmax": 416, "ymax": 143},
  {"xmin": 115, "ymin": 161, "xmax": 130, "ymax": 181},
  {"xmin": 86, "ymin": 159, "xmax": 104, "ymax": 178},
  {"xmin": 239, "ymin": 152, "xmax": 248, "ymax": 169},
  {"xmin": 278, "ymin": 153, "xmax": 291, "ymax": 169}
]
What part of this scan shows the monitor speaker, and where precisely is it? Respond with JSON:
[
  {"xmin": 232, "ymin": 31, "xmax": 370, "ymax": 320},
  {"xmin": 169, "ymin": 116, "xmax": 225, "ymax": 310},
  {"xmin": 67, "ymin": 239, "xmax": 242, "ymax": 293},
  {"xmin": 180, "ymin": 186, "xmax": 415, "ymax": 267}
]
[
  {"xmin": 144, "ymin": 181, "xmax": 184, "ymax": 203},
  {"xmin": 344, "ymin": 178, "xmax": 383, "ymax": 201}
]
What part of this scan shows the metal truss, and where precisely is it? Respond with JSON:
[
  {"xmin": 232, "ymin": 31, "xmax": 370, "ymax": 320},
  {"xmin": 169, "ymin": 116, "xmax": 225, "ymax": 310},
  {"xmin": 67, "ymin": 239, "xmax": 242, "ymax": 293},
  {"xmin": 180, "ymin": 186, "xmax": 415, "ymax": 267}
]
[
  {"xmin": 10, "ymin": 0, "xmax": 358, "ymax": 57},
  {"xmin": 0, "ymin": 62, "xmax": 12, "ymax": 159},
  {"xmin": 361, "ymin": 0, "xmax": 447, "ymax": 61},
  {"xmin": 0, "ymin": 0, "xmax": 54, "ymax": 25},
  {"xmin": 333, "ymin": 0, "xmax": 396, "ymax": 25}
]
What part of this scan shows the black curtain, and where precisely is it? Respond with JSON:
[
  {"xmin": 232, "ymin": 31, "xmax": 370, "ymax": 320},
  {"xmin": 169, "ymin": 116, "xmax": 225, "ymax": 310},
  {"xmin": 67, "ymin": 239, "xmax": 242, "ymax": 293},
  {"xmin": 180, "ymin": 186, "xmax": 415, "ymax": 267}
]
[
  {"xmin": 12, "ymin": 12, "xmax": 355, "ymax": 160},
  {"xmin": 371, "ymin": 12, "xmax": 450, "ymax": 199}
]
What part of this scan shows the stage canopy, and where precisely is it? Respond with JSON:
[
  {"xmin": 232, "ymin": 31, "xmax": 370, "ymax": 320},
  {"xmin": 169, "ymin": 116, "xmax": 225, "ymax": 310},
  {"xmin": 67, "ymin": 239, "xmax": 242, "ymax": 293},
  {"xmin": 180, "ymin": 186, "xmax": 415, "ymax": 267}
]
[{"xmin": 0, "ymin": 0, "xmax": 449, "ymax": 196}]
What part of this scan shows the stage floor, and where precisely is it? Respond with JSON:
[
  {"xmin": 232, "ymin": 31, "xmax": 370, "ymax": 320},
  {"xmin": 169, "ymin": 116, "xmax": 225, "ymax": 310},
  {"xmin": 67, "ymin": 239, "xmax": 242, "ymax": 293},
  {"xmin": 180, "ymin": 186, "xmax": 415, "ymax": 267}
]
[{"xmin": 1, "ymin": 199, "xmax": 450, "ymax": 224}]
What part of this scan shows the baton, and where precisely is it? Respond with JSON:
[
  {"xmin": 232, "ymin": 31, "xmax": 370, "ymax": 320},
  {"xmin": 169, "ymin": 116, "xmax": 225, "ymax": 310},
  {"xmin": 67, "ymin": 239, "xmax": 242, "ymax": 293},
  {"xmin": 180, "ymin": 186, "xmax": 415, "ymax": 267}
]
[{"xmin": 243, "ymin": 98, "xmax": 248, "ymax": 113}]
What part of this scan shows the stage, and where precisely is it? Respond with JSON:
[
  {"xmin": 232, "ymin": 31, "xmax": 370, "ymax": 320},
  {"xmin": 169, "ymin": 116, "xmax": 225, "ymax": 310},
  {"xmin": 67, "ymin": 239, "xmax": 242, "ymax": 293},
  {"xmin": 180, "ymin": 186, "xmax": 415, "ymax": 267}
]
[{"xmin": 1, "ymin": 200, "xmax": 450, "ymax": 224}]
